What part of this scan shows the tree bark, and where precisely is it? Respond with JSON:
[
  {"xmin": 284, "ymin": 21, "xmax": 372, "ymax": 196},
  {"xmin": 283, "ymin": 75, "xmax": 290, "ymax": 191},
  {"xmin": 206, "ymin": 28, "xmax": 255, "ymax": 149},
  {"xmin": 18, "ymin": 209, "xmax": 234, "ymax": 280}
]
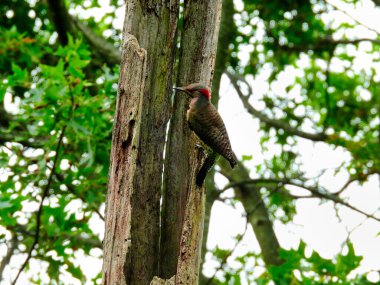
[
  {"xmin": 160, "ymin": 0, "xmax": 222, "ymax": 281},
  {"xmin": 199, "ymin": 0, "xmax": 237, "ymax": 279},
  {"xmin": 102, "ymin": 1, "xmax": 179, "ymax": 284},
  {"xmin": 175, "ymin": 172, "xmax": 206, "ymax": 284},
  {"xmin": 210, "ymin": 0, "xmax": 236, "ymax": 106}
]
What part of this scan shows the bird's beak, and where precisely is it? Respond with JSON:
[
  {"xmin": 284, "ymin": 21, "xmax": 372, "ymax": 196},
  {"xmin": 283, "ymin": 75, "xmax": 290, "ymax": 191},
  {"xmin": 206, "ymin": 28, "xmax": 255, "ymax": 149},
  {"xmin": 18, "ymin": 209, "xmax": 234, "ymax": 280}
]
[{"xmin": 173, "ymin": 86, "xmax": 191, "ymax": 97}]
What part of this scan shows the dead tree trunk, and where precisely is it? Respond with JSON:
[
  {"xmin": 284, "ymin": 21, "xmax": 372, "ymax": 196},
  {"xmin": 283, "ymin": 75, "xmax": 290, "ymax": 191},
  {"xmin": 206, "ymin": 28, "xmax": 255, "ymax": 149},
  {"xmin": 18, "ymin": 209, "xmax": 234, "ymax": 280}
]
[
  {"xmin": 160, "ymin": 0, "xmax": 222, "ymax": 283},
  {"xmin": 103, "ymin": 0, "xmax": 222, "ymax": 284},
  {"xmin": 102, "ymin": 1, "xmax": 179, "ymax": 284}
]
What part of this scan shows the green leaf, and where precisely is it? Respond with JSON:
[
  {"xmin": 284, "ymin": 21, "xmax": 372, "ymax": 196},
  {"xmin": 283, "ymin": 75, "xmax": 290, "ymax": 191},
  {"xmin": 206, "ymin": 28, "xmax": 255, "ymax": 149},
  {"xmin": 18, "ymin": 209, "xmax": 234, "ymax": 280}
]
[{"xmin": 242, "ymin": 155, "xmax": 253, "ymax": 161}]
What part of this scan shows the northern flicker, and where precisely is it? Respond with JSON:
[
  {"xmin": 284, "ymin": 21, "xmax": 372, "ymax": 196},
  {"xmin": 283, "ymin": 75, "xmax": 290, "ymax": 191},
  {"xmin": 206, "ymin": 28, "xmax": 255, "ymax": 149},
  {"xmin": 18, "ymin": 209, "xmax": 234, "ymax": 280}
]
[{"xmin": 174, "ymin": 83, "xmax": 237, "ymax": 185}]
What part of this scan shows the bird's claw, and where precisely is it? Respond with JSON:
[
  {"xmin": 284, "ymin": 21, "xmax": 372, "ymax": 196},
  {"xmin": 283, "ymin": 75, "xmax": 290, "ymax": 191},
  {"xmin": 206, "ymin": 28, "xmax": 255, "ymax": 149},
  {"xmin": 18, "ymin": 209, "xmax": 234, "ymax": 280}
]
[
  {"xmin": 195, "ymin": 143, "xmax": 207, "ymax": 155},
  {"xmin": 195, "ymin": 143, "xmax": 203, "ymax": 149}
]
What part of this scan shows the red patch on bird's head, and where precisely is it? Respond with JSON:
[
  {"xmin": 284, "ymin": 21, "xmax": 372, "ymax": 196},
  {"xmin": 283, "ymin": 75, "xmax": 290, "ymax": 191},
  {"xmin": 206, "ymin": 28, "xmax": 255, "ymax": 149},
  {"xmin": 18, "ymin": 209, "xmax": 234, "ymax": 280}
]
[{"xmin": 198, "ymin": 88, "xmax": 211, "ymax": 100}]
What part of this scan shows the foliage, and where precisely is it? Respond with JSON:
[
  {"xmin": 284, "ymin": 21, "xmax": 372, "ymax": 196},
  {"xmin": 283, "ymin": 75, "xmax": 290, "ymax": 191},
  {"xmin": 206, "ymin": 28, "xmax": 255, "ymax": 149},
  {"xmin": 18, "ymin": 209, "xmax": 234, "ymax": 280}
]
[
  {"xmin": 233, "ymin": 0, "xmax": 379, "ymax": 180},
  {"xmin": 208, "ymin": 240, "xmax": 368, "ymax": 285},
  {"xmin": 0, "ymin": 2, "xmax": 118, "ymax": 281},
  {"xmin": 207, "ymin": 0, "xmax": 379, "ymax": 283},
  {"xmin": 0, "ymin": 0, "xmax": 379, "ymax": 284}
]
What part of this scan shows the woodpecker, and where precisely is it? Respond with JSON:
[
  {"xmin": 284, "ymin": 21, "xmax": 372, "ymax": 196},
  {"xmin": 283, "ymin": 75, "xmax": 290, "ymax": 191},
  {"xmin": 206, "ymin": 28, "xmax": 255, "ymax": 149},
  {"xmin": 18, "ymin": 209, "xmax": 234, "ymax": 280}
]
[{"xmin": 174, "ymin": 83, "xmax": 237, "ymax": 185}]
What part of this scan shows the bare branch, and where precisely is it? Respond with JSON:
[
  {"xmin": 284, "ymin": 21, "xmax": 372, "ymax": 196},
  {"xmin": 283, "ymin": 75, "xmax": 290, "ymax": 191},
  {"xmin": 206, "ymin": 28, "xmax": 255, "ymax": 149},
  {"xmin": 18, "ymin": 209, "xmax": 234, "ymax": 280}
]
[
  {"xmin": 205, "ymin": 218, "xmax": 249, "ymax": 285},
  {"xmin": 46, "ymin": 0, "xmax": 74, "ymax": 45},
  {"xmin": 279, "ymin": 37, "xmax": 380, "ymax": 53},
  {"xmin": 325, "ymin": 0, "xmax": 380, "ymax": 35},
  {"xmin": 70, "ymin": 16, "xmax": 121, "ymax": 65},
  {"xmin": 332, "ymin": 38, "xmax": 380, "ymax": 45},
  {"xmin": 226, "ymin": 71, "xmax": 328, "ymax": 142},
  {"xmin": 333, "ymin": 171, "xmax": 377, "ymax": 196},
  {"xmin": 221, "ymin": 178, "xmax": 380, "ymax": 223},
  {"xmin": 299, "ymin": 186, "xmax": 380, "ymax": 223},
  {"xmin": 11, "ymin": 125, "xmax": 67, "ymax": 285},
  {"xmin": 220, "ymin": 178, "xmax": 292, "ymax": 193},
  {"xmin": 229, "ymin": 68, "xmax": 377, "ymax": 154},
  {"xmin": 323, "ymin": 46, "xmax": 335, "ymax": 129},
  {"xmin": 218, "ymin": 159, "xmax": 285, "ymax": 268},
  {"xmin": 0, "ymin": 235, "xmax": 18, "ymax": 282},
  {"xmin": 45, "ymin": 0, "xmax": 120, "ymax": 65},
  {"xmin": 334, "ymin": 177, "xmax": 357, "ymax": 196}
]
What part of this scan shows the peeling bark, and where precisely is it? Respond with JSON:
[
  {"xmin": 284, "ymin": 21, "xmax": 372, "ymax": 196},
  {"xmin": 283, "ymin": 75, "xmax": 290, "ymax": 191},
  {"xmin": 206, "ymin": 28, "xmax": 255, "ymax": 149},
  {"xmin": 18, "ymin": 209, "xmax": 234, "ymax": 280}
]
[
  {"xmin": 160, "ymin": 0, "xmax": 222, "ymax": 281},
  {"xmin": 150, "ymin": 276, "xmax": 175, "ymax": 285},
  {"xmin": 199, "ymin": 0, "xmax": 237, "ymax": 279},
  {"xmin": 102, "ymin": 1, "xmax": 179, "ymax": 284},
  {"xmin": 102, "ymin": 35, "xmax": 147, "ymax": 285},
  {"xmin": 175, "ymin": 182, "xmax": 206, "ymax": 284}
]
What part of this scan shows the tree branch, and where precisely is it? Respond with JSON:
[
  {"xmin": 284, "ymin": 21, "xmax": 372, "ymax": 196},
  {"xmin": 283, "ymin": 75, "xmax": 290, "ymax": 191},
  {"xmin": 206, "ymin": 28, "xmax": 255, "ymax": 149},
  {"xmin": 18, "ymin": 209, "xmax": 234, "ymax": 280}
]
[
  {"xmin": 45, "ymin": 0, "xmax": 120, "ymax": 65},
  {"xmin": 323, "ymin": 46, "xmax": 335, "ymax": 129},
  {"xmin": 218, "ymin": 160, "xmax": 285, "ymax": 269},
  {"xmin": 70, "ymin": 16, "xmax": 121, "ymax": 65},
  {"xmin": 278, "ymin": 37, "xmax": 380, "ymax": 53},
  {"xmin": 226, "ymin": 71, "xmax": 327, "ymax": 142},
  {"xmin": 324, "ymin": 0, "xmax": 380, "ymax": 35},
  {"xmin": 205, "ymin": 219, "xmax": 248, "ymax": 285},
  {"xmin": 331, "ymin": 38, "xmax": 380, "ymax": 45},
  {"xmin": 46, "ymin": 0, "xmax": 74, "ymax": 45},
  {"xmin": 0, "ymin": 235, "xmax": 18, "ymax": 282},
  {"xmin": 11, "ymin": 125, "xmax": 67, "ymax": 285},
  {"xmin": 220, "ymin": 178, "xmax": 380, "ymax": 223}
]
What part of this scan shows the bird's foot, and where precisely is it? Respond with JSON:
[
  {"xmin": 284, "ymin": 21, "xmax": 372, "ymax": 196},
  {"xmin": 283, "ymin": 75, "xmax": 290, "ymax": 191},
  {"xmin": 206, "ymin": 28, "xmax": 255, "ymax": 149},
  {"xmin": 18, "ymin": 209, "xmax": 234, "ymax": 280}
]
[
  {"xmin": 195, "ymin": 143, "xmax": 207, "ymax": 156},
  {"xmin": 195, "ymin": 143, "xmax": 203, "ymax": 150}
]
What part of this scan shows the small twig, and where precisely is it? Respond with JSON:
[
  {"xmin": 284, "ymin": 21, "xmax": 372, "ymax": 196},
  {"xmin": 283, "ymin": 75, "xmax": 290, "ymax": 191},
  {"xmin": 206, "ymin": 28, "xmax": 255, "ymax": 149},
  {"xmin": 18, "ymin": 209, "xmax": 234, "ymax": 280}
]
[
  {"xmin": 70, "ymin": 16, "xmax": 121, "ymax": 65},
  {"xmin": 325, "ymin": 0, "xmax": 380, "ymax": 35},
  {"xmin": 12, "ymin": 77, "xmax": 78, "ymax": 284},
  {"xmin": 207, "ymin": 182, "xmax": 282, "ymax": 283},
  {"xmin": 339, "ymin": 210, "xmax": 375, "ymax": 253},
  {"xmin": 0, "ymin": 235, "xmax": 18, "ymax": 282},
  {"xmin": 220, "ymin": 178, "xmax": 380, "ymax": 223},
  {"xmin": 333, "ymin": 171, "xmax": 377, "ymax": 196},
  {"xmin": 206, "ymin": 218, "xmax": 249, "ymax": 285},
  {"xmin": 11, "ymin": 125, "xmax": 67, "ymax": 285},
  {"xmin": 323, "ymin": 47, "xmax": 335, "ymax": 129},
  {"xmin": 334, "ymin": 178, "xmax": 356, "ymax": 196},
  {"xmin": 219, "ymin": 178, "xmax": 295, "ymax": 193},
  {"xmin": 227, "ymin": 71, "xmax": 328, "ymax": 142}
]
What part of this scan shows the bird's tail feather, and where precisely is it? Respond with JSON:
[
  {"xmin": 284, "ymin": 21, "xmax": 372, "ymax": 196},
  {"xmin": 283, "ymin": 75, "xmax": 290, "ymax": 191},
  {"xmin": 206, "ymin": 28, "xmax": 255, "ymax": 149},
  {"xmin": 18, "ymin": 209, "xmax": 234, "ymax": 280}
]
[
  {"xmin": 229, "ymin": 151, "xmax": 238, "ymax": 168},
  {"xmin": 196, "ymin": 152, "xmax": 217, "ymax": 187}
]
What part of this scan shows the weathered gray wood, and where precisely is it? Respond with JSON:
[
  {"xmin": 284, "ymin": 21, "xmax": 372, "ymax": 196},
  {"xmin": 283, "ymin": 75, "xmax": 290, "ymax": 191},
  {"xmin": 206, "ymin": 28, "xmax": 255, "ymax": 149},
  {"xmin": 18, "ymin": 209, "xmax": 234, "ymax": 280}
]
[
  {"xmin": 161, "ymin": 0, "xmax": 222, "ymax": 282},
  {"xmin": 150, "ymin": 276, "xmax": 175, "ymax": 285},
  {"xmin": 103, "ymin": 1, "xmax": 179, "ymax": 284},
  {"xmin": 175, "ymin": 175, "xmax": 206, "ymax": 284},
  {"xmin": 200, "ymin": 0, "xmax": 237, "ymax": 280},
  {"xmin": 102, "ymin": 35, "xmax": 147, "ymax": 285}
]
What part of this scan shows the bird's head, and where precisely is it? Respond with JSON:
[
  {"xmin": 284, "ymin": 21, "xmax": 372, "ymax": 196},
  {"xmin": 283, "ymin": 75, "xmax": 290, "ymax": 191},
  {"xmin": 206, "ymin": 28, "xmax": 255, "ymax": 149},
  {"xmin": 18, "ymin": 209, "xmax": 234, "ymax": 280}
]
[{"xmin": 173, "ymin": 83, "xmax": 211, "ymax": 101}]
